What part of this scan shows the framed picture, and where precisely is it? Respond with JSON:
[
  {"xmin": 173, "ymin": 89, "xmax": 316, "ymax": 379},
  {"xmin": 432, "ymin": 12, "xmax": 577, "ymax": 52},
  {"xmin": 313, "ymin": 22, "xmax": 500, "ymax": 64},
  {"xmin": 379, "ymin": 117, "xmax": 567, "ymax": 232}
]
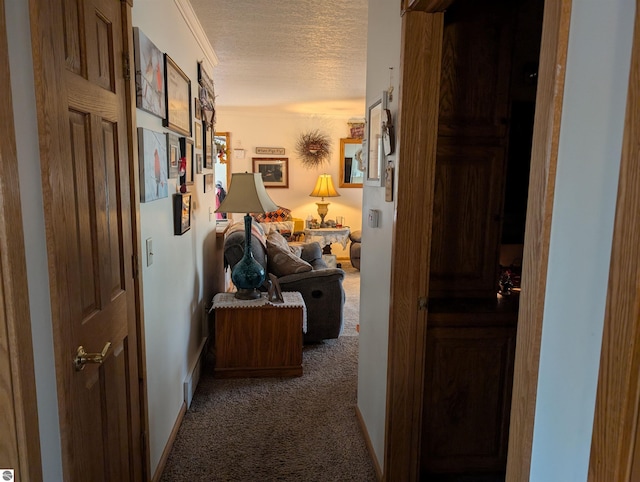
[
  {"xmin": 204, "ymin": 125, "xmax": 214, "ymax": 169},
  {"xmin": 173, "ymin": 192, "xmax": 191, "ymax": 235},
  {"xmin": 267, "ymin": 273, "xmax": 284, "ymax": 303},
  {"xmin": 195, "ymin": 121, "xmax": 202, "ymax": 149},
  {"xmin": 179, "ymin": 137, "xmax": 194, "ymax": 185},
  {"xmin": 133, "ymin": 28, "xmax": 165, "ymax": 118},
  {"xmin": 365, "ymin": 92, "xmax": 386, "ymax": 187},
  {"xmin": 194, "ymin": 97, "xmax": 201, "ymax": 120},
  {"xmin": 196, "ymin": 153, "xmax": 203, "ymax": 174},
  {"xmin": 137, "ymin": 128, "xmax": 168, "ymax": 202},
  {"xmin": 167, "ymin": 133, "xmax": 180, "ymax": 179},
  {"xmin": 163, "ymin": 55, "xmax": 191, "ymax": 136},
  {"xmin": 204, "ymin": 173, "xmax": 214, "ymax": 193},
  {"xmin": 253, "ymin": 157, "xmax": 288, "ymax": 188}
]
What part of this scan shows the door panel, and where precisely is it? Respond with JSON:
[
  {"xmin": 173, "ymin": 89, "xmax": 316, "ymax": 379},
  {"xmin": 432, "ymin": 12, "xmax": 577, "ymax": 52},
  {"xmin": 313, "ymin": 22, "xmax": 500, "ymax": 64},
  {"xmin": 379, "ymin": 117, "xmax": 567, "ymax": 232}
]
[
  {"xmin": 430, "ymin": 142, "xmax": 505, "ymax": 296},
  {"xmin": 30, "ymin": 0, "xmax": 140, "ymax": 480}
]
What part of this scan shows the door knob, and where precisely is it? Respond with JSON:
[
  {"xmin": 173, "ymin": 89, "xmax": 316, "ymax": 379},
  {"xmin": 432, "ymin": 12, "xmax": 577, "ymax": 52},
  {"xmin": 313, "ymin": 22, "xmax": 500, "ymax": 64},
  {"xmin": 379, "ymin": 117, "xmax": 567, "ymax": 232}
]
[{"xmin": 73, "ymin": 342, "xmax": 111, "ymax": 371}]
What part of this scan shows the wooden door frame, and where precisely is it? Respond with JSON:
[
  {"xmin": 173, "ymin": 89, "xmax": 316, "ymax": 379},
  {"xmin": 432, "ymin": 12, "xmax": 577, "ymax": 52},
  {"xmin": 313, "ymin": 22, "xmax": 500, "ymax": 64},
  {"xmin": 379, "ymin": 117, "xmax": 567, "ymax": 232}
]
[
  {"xmin": 588, "ymin": 6, "xmax": 640, "ymax": 481},
  {"xmin": 0, "ymin": 1, "xmax": 43, "ymax": 479},
  {"xmin": 120, "ymin": 0, "xmax": 151, "ymax": 479},
  {"xmin": 384, "ymin": 1, "xmax": 571, "ymax": 480}
]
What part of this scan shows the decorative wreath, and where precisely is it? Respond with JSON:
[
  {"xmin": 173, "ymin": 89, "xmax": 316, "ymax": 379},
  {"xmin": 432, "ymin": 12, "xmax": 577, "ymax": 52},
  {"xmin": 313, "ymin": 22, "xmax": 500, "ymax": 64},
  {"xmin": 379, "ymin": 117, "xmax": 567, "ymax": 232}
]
[{"xmin": 296, "ymin": 130, "xmax": 331, "ymax": 169}]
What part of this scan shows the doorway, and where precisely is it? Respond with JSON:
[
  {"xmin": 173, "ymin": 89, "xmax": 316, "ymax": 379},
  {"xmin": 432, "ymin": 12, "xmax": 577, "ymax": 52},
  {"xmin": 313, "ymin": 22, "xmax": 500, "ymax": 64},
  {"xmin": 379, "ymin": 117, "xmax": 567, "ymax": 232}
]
[{"xmin": 385, "ymin": 0, "xmax": 564, "ymax": 480}]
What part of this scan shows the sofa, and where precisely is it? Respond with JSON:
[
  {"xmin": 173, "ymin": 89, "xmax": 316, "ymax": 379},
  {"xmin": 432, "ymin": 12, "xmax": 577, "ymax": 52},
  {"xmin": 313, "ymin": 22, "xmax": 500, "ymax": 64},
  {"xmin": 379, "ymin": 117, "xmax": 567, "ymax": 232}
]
[{"xmin": 224, "ymin": 222, "xmax": 345, "ymax": 343}]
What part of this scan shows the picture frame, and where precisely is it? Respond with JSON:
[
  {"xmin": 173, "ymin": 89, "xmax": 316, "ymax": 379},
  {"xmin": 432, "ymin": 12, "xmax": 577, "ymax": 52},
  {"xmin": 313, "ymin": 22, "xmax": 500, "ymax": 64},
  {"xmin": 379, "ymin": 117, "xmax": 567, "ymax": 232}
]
[
  {"xmin": 137, "ymin": 128, "xmax": 168, "ymax": 202},
  {"xmin": 195, "ymin": 121, "xmax": 202, "ymax": 149},
  {"xmin": 179, "ymin": 137, "xmax": 194, "ymax": 185},
  {"xmin": 194, "ymin": 97, "xmax": 201, "ymax": 120},
  {"xmin": 132, "ymin": 28, "xmax": 165, "ymax": 118},
  {"xmin": 167, "ymin": 133, "xmax": 180, "ymax": 179},
  {"xmin": 163, "ymin": 54, "xmax": 192, "ymax": 136},
  {"xmin": 252, "ymin": 157, "xmax": 288, "ymax": 188},
  {"xmin": 196, "ymin": 153, "xmax": 203, "ymax": 174},
  {"xmin": 267, "ymin": 273, "xmax": 284, "ymax": 303},
  {"xmin": 365, "ymin": 92, "xmax": 386, "ymax": 187},
  {"xmin": 204, "ymin": 125, "xmax": 214, "ymax": 169},
  {"xmin": 204, "ymin": 173, "xmax": 214, "ymax": 193},
  {"xmin": 173, "ymin": 192, "xmax": 191, "ymax": 235}
]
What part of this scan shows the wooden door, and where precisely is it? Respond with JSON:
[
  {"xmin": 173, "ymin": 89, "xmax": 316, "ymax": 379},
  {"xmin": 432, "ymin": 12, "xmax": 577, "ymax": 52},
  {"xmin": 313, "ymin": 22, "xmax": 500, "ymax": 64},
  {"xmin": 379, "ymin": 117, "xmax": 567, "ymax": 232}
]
[
  {"xmin": 29, "ymin": 0, "xmax": 142, "ymax": 480},
  {"xmin": 428, "ymin": 0, "xmax": 516, "ymax": 298}
]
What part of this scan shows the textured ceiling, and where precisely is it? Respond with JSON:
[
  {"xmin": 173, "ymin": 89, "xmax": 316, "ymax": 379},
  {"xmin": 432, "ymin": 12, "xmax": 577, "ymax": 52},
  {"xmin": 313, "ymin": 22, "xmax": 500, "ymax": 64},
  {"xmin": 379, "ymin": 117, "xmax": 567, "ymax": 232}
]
[{"xmin": 190, "ymin": 0, "xmax": 369, "ymax": 112}]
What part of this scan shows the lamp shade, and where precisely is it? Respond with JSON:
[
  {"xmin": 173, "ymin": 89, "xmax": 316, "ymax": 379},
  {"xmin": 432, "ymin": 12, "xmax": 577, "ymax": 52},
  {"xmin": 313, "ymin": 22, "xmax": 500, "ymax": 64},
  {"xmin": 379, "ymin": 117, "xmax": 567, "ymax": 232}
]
[
  {"xmin": 215, "ymin": 172, "xmax": 278, "ymax": 214},
  {"xmin": 309, "ymin": 174, "xmax": 340, "ymax": 200}
]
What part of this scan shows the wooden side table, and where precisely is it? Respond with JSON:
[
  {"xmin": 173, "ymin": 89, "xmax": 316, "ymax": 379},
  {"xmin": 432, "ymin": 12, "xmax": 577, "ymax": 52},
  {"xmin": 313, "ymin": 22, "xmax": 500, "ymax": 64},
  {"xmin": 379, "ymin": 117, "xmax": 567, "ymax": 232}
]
[{"xmin": 211, "ymin": 292, "xmax": 306, "ymax": 378}]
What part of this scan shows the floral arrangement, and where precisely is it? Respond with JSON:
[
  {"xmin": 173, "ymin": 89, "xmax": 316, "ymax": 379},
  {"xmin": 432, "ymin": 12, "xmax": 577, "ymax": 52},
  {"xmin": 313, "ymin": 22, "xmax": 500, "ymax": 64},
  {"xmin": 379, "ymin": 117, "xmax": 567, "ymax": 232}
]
[{"xmin": 296, "ymin": 130, "xmax": 331, "ymax": 168}]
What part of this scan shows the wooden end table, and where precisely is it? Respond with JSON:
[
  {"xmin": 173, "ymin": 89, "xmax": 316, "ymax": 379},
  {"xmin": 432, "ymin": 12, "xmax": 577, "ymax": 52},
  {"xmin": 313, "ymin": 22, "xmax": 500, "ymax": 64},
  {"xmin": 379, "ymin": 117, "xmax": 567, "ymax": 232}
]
[{"xmin": 211, "ymin": 292, "xmax": 306, "ymax": 378}]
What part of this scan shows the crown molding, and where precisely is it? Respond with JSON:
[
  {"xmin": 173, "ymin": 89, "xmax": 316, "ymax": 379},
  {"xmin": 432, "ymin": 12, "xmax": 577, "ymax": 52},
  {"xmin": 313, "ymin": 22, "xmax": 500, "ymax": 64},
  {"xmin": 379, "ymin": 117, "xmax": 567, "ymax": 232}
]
[{"xmin": 174, "ymin": 0, "xmax": 219, "ymax": 70}]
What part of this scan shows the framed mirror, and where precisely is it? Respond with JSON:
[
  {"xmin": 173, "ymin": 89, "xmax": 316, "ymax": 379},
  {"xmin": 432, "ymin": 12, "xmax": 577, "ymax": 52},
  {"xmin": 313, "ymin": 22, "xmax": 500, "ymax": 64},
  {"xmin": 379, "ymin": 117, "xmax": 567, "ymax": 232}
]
[{"xmin": 339, "ymin": 138, "xmax": 364, "ymax": 187}]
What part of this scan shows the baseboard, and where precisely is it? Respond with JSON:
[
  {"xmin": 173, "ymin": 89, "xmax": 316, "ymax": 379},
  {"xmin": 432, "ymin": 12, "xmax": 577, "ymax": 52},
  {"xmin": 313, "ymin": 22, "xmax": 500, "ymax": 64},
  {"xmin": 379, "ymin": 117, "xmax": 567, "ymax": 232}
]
[
  {"xmin": 355, "ymin": 405, "xmax": 383, "ymax": 481},
  {"xmin": 152, "ymin": 401, "xmax": 187, "ymax": 482},
  {"xmin": 183, "ymin": 337, "xmax": 207, "ymax": 408}
]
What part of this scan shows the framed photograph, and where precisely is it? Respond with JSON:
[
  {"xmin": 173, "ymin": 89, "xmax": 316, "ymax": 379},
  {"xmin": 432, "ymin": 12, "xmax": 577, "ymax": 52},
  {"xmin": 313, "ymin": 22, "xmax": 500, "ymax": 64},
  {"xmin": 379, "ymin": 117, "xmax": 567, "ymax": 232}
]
[
  {"xmin": 167, "ymin": 133, "xmax": 180, "ymax": 179},
  {"xmin": 253, "ymin": 157, "xmax": 288, "ymax": 188},
  {"xmin": 365, "ymin": 93, "xmax": 385, "ymax": 187},
  {"xmin": 173, "ymin": 192, "xmax": 191, "ymax": 235},
  {"xmin": 194, "ymin": 97, "xmax": 201, "ymax": 120},
  {"xmin": 204, "ymin": 173, "xmax": 214, "ymax": 193},
  {"xmin": 204, "ymin": 125, "xmax": 214, "ymax": 169},
  {"xmin": 163, "ymin": 55, "xmax": 191, "ymax": 136},
  {"xmin": 133, "ymin": 28, "xmax": 165, "ymax": 118},
  {"xmin": 195, "ymin": 121, "xmax": 202, "ymax": 149},
  {"xmin": 196, "ymin": 153, "xmax": 203, "ymax": 174},
  {"xmin": 179, "ymin": 137, "xmax": 194, "ymax": 185},
  {"xmin": 137, "ymin": 128, "xmax": 168, "ymax": 202},
  {"xmin": 267, "ymin": 273, "xmax": 284, "ymax": 303}
]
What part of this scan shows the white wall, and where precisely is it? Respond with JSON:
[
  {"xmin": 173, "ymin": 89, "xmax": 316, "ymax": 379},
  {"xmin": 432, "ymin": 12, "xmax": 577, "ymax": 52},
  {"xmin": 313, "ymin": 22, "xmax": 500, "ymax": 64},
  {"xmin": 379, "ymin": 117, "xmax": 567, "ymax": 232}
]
[
  {"xmin": 7, "ymin": 1, "xmax": 64, "ymax": 479},
  {"xmin": 356, "ymin": 0, "xmax": 402, "ymax": 469},
  {"xmin": 132, "ymin": 0, "xmax": 219, "ymax": 475},
  {"xmin": 216, "ymin": 107, "xmax": 364, "ymax": 258},
  {"xmin": 530, "ymin": 1, "xmax": 635, "ymax": 481}
]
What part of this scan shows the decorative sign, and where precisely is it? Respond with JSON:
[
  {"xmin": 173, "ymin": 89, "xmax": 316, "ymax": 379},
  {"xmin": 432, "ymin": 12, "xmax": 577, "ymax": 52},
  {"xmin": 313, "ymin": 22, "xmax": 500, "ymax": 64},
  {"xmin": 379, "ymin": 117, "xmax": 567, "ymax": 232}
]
[{"xmin": 256, "ymin": 147, "xmax": 285, "ymax": 155}]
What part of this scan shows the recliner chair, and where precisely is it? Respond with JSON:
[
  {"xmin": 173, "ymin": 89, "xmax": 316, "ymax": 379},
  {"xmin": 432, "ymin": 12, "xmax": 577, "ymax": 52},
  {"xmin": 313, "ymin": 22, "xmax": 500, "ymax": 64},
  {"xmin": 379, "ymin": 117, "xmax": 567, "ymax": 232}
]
[{"xmin": 349, "ymin": 230, "xmax": 361, "ymax": 270}]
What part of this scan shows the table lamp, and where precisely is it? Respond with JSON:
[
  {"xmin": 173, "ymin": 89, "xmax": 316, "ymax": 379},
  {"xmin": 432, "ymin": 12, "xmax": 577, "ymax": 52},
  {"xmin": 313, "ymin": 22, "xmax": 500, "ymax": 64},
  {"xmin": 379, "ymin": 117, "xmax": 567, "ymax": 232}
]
[
  {"xmin": 309, "ymin": 174, "xmax": 340, "ymax": 227},
  {"xmin": 215, "ymin": 173, "xmax": 278, "ymax": 299}
]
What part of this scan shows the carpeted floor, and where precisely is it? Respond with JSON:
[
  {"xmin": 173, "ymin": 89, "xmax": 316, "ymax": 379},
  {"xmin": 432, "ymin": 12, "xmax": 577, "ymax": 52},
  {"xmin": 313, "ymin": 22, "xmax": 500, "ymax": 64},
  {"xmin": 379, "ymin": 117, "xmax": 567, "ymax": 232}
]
[{"xmin": 160, "ymin": 262, "xmax": 377, "ymax": 481}]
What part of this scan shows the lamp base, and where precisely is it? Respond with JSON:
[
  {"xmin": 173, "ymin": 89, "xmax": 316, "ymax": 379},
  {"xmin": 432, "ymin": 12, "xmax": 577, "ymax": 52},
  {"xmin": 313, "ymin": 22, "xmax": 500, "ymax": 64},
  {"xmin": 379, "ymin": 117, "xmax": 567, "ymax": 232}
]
[
  {"xmin": 316, "ymin": 202, "xmax": 330, "ymax": 228},
  {"xmin": 234, "ymin": 288, "xmax": 262, "ymax": 300},
  {"xmin": 230, "ymin": 214, "xmax": 266, "ymax": 299}
]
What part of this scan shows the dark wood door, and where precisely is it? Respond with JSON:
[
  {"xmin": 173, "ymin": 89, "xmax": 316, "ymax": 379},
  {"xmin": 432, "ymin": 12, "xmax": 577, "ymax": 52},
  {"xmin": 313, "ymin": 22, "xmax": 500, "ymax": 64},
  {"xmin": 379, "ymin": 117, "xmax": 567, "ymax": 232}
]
[
  {"xmin": 30, "ymin": 0, "xmax": 142, "ymax": 480},
  {"xmin": 429, "ymin": 0, "xmax": 515, "ymax": 298},
  {"xmin": 422, "ymin": 319, "xmax": 516, "ymax": 474}
]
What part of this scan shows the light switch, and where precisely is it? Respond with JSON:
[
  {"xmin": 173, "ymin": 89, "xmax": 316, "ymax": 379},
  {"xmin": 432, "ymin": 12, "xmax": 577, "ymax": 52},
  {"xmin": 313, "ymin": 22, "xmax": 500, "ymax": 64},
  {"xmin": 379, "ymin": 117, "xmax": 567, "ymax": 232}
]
[{"xmin": 146, "ymin": 238, "xmax": 153, "ymax": 266}]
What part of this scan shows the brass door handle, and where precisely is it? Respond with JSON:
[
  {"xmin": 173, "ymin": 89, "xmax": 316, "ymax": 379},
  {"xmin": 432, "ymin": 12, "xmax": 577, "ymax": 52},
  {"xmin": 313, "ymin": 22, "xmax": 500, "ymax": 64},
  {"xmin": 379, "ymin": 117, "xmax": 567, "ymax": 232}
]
[{"xmin": 73, "ymin": 342, "xmax": 111, "ymax": 371}]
